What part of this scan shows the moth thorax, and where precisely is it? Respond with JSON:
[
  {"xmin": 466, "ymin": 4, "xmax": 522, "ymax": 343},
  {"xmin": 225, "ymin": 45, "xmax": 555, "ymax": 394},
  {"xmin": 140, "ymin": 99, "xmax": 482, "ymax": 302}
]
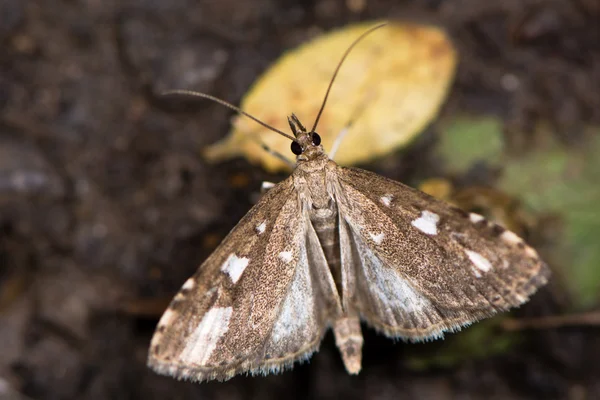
[{"xmin": 333, "ymin": 316, "xmax": 364, "ymax": 374}]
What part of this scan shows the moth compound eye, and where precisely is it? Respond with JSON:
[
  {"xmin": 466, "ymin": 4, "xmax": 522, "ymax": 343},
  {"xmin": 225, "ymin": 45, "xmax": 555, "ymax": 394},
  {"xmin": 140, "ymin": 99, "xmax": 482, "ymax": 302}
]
[
  {"xmin": 311, "ymin": 132, "xmax": 321, "ymax": 146},
  {"xmin": 291, "ymin": 141, "xmax": 302, "ymax": 155}
]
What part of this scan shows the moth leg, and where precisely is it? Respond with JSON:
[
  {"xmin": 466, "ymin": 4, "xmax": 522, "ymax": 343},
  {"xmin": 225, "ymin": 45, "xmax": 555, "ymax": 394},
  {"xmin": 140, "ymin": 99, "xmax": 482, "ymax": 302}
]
[
  {"xmin": 333, "ymin": 314, "xmax": 364, "ymax": 374},
  {"xmin": 329, "ymin": 126, "xmax": 351, "ymax": 160},
  {"xmin": 329, "ymin": 90, "xmax": 374, "ymax": 160}
]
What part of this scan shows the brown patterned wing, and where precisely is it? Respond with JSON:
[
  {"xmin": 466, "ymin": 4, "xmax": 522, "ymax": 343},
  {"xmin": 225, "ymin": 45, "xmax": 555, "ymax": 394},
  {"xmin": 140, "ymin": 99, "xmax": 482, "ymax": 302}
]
[
  {"xmin": 148, "ymin": 177, "xmax": 327, "ymax": 382},
  {"xmin": 335, "ymin": 167, "xmax": 550, "ymax": 341}
]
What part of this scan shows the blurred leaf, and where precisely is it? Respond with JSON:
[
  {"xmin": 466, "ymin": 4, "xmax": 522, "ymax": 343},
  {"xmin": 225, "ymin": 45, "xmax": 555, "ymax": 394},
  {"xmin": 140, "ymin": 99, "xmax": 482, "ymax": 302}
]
[
  {"xmin": 204, "ymin": 21, "xmax": 457, "ymax": 172},
  {"xmin": 436, "ymin": 115, "xmax": 504, "ymax": 173}
]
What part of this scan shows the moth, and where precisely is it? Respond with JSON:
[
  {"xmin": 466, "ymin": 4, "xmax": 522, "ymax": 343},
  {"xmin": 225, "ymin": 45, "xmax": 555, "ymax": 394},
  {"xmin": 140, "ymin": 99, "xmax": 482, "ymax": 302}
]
[{"xmin": 148, "ymin": 23, "xmax": 549, "ymax": 382}]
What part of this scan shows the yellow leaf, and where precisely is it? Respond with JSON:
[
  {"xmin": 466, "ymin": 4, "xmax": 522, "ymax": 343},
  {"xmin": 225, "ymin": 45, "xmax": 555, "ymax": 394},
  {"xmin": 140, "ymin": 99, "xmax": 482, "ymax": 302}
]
[{"xmin": 203, "ymin": 21, "xmax": 457, "ymax": 172}]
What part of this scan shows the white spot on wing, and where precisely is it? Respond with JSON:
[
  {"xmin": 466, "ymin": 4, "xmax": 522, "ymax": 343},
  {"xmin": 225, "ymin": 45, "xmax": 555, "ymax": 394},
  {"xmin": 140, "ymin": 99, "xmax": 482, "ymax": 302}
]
[
  {"xmin": 179, "ymin": 306, "xmax": 233, "ymax": 365},
  {"xmin": 525, "ymin": 246, "xmax": 538, "ymax": 258},
  {"xmin": 156, "ymin": 308, "xmax": 176, "ymax": 330},
  {"xmin": 465, "ymin": 250, "xmax": 492, "ymax": 278},
  {"xmin": 411, "ymin": 210, "xmax": 440, "ymax": 235},
  {"xmin": 380, "ymin": 194, "xmax": 393, "ymax": 207},
  {"xmin": 501, "ymin": 230, "xmax": 521, "ymax": 245},
  {"xmin": 221, "ymin": 254, "xmax": 249, "ymax": 284},
  {"xmin": 261, "ymin": 181, "xmax": 275, "ymax": 190},
  {"xmin": 279, "ymin": 250, "xmax": 293, "ymax": 263},
  {"xmin": 469, "ymin": 213, "xmax": 485, "ymax": 223},
  {"xmin": 256, "ymin": 221, "xmax": 266, "ymax": 235},
  {"xmin": 514, "ymin": 293, "xmax": 527, "ymax": 303},
  {"xmin": 182, "ymin": 278, "xmax": 195, "ymax": 290},
  {"xmin": 369, "ymin": 231, "xmax": 385, "ymax": 244}
]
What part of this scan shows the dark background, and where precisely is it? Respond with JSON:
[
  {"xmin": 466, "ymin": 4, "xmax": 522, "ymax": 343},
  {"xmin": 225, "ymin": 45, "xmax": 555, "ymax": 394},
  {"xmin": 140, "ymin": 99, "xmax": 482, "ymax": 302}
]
[{"xmin": 1, "ymin": 1, "xmax": 599, "ymax": 399}]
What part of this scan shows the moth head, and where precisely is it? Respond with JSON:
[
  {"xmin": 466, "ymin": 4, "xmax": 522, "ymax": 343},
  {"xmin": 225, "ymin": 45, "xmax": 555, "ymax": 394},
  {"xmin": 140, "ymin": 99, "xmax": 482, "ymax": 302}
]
[{"xmin": 288, "ymin": 113, "xmax": 323, "ymax": 160}]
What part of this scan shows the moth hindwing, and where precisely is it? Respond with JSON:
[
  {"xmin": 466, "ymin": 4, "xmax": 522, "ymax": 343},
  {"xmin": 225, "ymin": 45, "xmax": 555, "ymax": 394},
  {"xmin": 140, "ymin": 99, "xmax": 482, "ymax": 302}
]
[{"xmin": 148, "ymin": 22, "xmax": 549, "ymax": 382}]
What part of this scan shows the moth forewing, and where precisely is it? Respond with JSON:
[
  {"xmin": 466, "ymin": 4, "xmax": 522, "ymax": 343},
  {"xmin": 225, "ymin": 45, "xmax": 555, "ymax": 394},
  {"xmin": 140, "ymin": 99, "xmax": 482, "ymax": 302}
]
[
  {"xmin": 148, "ymin": 178, "xmax": 325, "ymax": 381},
  {"xmin": 334, "ymin": 166, "xmax": 550, "ymax": 340}
]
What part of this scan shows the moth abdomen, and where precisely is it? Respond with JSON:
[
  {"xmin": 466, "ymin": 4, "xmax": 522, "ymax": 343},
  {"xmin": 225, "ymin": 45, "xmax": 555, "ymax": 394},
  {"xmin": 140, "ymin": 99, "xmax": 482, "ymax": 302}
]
[{"xmin": 333, "ymin": 316, "xmax": 363, "ymax": 374}]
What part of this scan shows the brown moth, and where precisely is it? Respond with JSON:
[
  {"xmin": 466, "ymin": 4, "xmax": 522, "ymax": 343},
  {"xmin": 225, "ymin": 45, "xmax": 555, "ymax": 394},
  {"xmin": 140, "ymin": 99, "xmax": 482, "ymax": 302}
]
[{"xmin": 148, "ymin": 23, "xmax": 549, "ymax": 382}]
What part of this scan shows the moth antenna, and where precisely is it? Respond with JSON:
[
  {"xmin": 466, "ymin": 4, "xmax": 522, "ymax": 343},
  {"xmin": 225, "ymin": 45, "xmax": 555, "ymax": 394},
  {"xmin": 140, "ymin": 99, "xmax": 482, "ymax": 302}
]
[
  {"xmin": 162, "ymin": 89, "xmax": 296, "ymax": 142},
  {"xmin": 310, "ymin": 22, "xmax": 388, "ymax": 133}
]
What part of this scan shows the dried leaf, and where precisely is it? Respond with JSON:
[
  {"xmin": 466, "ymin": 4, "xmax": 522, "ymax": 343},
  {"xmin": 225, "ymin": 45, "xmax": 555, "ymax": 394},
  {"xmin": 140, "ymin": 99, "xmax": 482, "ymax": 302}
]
[{"xmin": 204, "ymin": 21, "xmax": 457, "ymax": 172}]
